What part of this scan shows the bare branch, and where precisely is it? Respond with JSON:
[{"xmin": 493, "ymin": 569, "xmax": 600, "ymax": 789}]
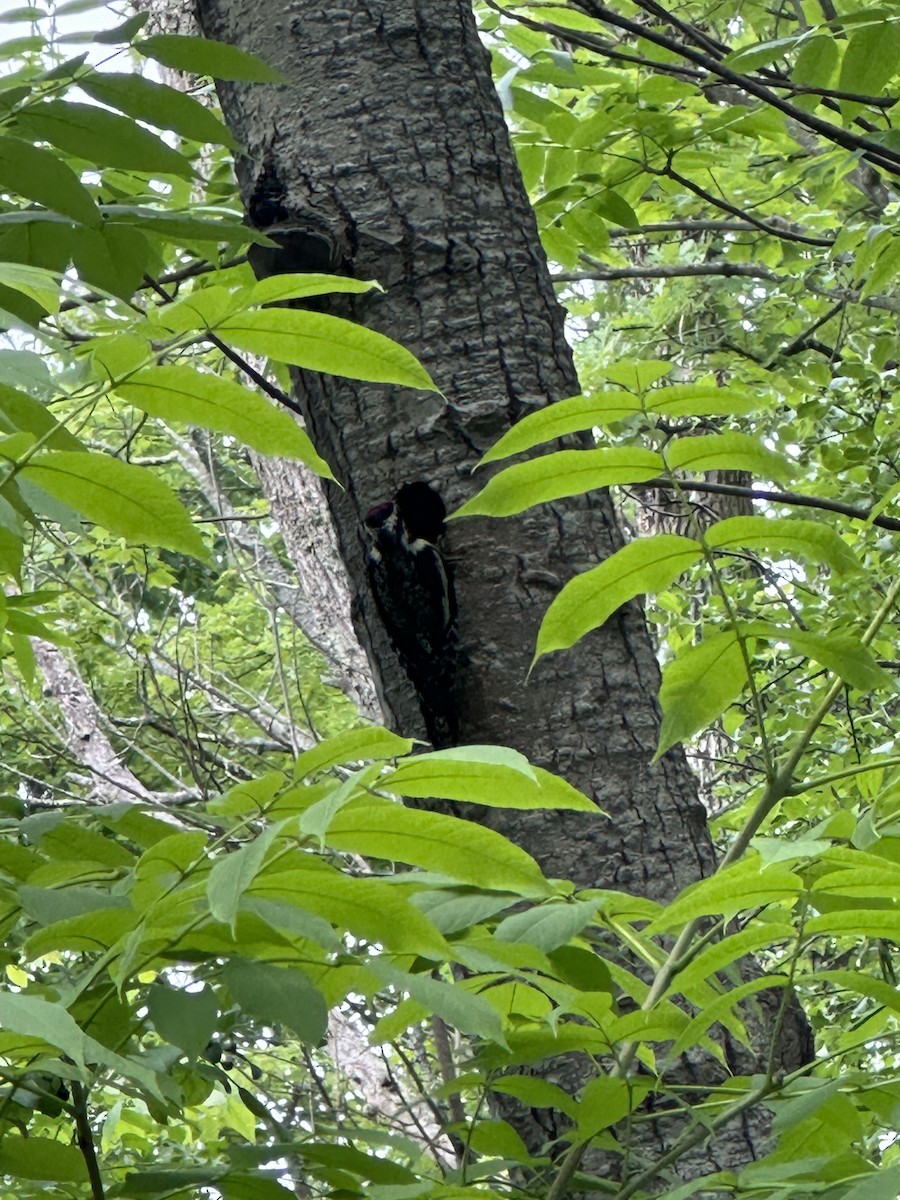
[
  {"xmin": 556, "ymin": 262, "xmax": 780, "ymax": 283},
  {"xmin": 633, "ymin": 478, "xmax": 900, "ymax": 533}
]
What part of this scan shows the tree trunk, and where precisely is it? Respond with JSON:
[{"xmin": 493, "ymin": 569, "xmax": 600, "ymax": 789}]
[{"xmin": 193, "ymin": 0, "xmax": 811, "ymax": 1176}]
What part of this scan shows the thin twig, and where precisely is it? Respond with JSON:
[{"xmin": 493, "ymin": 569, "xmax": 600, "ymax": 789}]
[
  {"xmin": 633, "ymin": 477, "xmax": 900, "ymax": 533},
  {"xmin": 556, "ymin": 262, "xmax": 780, "ymax": 283},
  {"xmin": 572, "ymin": 0, "xmax": 900, "ymax": 176},
  {"xmin": 141, "ymin": 274, "xmax": 307, "ymax": 419}
]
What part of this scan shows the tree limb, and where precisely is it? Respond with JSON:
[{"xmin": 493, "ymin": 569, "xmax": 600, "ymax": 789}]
[
  {"xmin": 556, "ymin": 262, "xmax": 780, "ymax": 283},
  {"xmin": 634, "ymin": 478, "xmax": 900, "ymax": 532}
]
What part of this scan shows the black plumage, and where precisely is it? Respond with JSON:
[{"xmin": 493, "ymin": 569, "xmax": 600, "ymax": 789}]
[{"xmin": 364, "ymin": 482, "xmax": 460, "ymax": 747}]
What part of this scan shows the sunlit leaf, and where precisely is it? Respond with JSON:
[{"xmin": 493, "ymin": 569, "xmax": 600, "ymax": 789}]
[
  {"xmin": 535, "ymin": 535, "xmax": 703, "ymax": 660},
  {"xmin": 20, "ymin": 452, "xmax": 207, "ymax": 558},
  {"xmin": 324, "ymin": 800, "xmax": 553, "ymax": 898},
  {"xmin": 706, "ymin": 516, "xmax": 860, "ymax": 574},
  {"xmin": 666, "ymin": 433, "xmax": 793, "ymax": 483},
  {"xmin": 216, "ymin": 309, "xmax": 436, "ymax": 390},
  {"xmin": 656, "ymin": 631, "xmax": 748, "ymax": 758},
  {"xmin": 116, "ymin": 366, "xmax": 335, "ymax": 477},
  {"xmin": 456, "ymin": 448, "xmax": 664, "ymax": 517}
]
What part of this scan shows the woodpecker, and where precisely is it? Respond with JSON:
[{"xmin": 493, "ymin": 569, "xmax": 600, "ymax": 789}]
[{"xmin": 364, "ymin": 482, "xmax": 460, "ymax": 748}]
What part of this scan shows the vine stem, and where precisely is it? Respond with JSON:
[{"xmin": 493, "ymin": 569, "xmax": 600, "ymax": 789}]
[{"xmin": 547, "ymin": 573, "xmax": 900, "ymax": 1200}]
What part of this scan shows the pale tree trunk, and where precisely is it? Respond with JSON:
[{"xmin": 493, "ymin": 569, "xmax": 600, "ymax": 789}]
[
  {"xmin": 173, "ymin": 426, "xmax": 380, "ymax": 718},
  {"xmin": 32, "ymin": 640, "xmax": 166, "ymax": 806},
  {"xmin": 193, "ymin": 0, "xmax": 811, "ymax": 1179}
]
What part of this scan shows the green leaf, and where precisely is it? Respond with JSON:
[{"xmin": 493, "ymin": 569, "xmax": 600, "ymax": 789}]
[
  {"xmin": 0, "ymin": 136, "xmax": 100, "ymax": 227},
  {"xmin": 0, "ymin": 7, "xmax": 49, "ymax": 20},
  {"xmin": 116, "ymin": 366, "xmax": 335, "ymax": 477},
  {"xmin": 109, "ymin": 208, "xmax": 262, "ymax": 247},
  {"xmin": 208, "ymin": 771, "xmax": 285, "ymax": 818},
  {"xmin": 294, "ymin": 727, "xmax": 414, "ymax": 780},
  {"xmin": 79, "ymin": 71, "xmax": 238, "ymax": 148},
  {"xmin": 372, "ymin": 961, "xmax": 506, "ymax": 1045},
  {"xmin": 805, "ymin": 910, "xmax": 900, "ymax": 938},
  {"xmin": 296, "ymin": 1143, "xmax": 416, "ymax": 1186},
  {"xmin": 90, "ymin": 333, "xmax": 151, "ymax": 381},
  {"xmin": 216, "ymin": 309, "xmax": 437, "ymax": 390},
  {"xmin": 666, "ymin": 433, "xmax": 793, "ymax": 483},
  {"xmin": 116, "ymin": 1167, "xmax": 228, "ymax": 1196},
  {"xmin": 477, "ymin": 392, "xmax": 643, "ymax": 465},
  {"xmin": 0, "ymin": 262, "xmax": 59, "ymax": 313},
  {"xmin": 242, "ymin": 898, "xmax": 341, "ymax": 952},
  {"xmin": 0, "ymin": 994, "xmax": 85, "ymax": 1067},
  {"xmin": 324, "ymin": 800, "xmax": 553, "ymax": 898},
  {"xmin": 593, "ymin": 189, "xmax": 638, "ymax": 229},
  {"xmin": 92, "ymin": 11, "xmax": 148, "ymax": 43},
  {"xmin": 599, "ymin": 360, "xmax": 672, "ymax": 390},
  {"xmin": 803, "ymin": 969, "xmax": 900, "ymax": 1012},
  {"xmin": 535, "ymin": 535, "xmax": 703, "ymax": 660},
  {"xmin": 72, "ymin": 222, "xmax": 152, "ymax": 299},
  {"xmin": 455, "ymin": 448, "xmax": 664, "ymax": 518},
  {"xmin": 21, "ymin": 452, "xmax": 207, "ymax": 559},
  {"xmin": 411, "ymin": 889, "xmax": 517, "ymax": 934},
  {"xmin": 657, "ymin": 632, "xmax": 747, "ymax": 758},
  {"xmin": 299, "ymin": 764, "xmax": 382, "ymax": 842},
  {"xmin": 724, "ymin": 34, "xmax": 808, "ymax": 74},
  {"xmin": 643, "ymin": 384, "xmax": 762, "ymax": 419},
  {"xmin": 208, "ymin": 823, "xmax": 283, "ymax": 928},
  {"xmin": 810, "ymin": 863, "xmax": 900, "ymax": 901},
  {"xmin": 386, "ymin": 746, "xmax": 596, "ymax": 810},
  {"xmin": 15, "ymin": 101, "xmax": 194, "ymax": 179},
  {"xmin": 249, "ymin": 273, "xmax": 381, "ymax": 305},
  {"xmin": 665, "ymin": 925, "xmax": 797, "ymax": 996},
  {"xmin": 25, "ymin": 908, "xmax": 137, "ymax": 955},
  {"xmin": 494, "ymin": 899, "xmax": 599, "ymax": 951},
  {"xmin": 221, "ymin": 959, "xmax": 327, "ymax": 1043},
  {"xmin": 147, "ymin": 983, "xmax": 218, "ymax": 1056},
  {"xmin": 150, "ymin": 284, "xmax": 246, "ymax": 332},
  {"xmin": 575, "ymin": 1075, "xmax": 646, "ymax": 1137},
  {"xmin": 0, "ymin": 1136, "xmax": 88, "ymax": 1183},
  {"xmin": 862, "ymin": 235, "xmax": 900, "ymax": 300},
  {"xmin": 793, "ymin": 35, "xmax": 839, "ymax": 89},
  {"xmin": 705, "ymin": 516, "xmax": 860, "ymax": 574},
  {"xmin": 468, "ymin": 1119, "xmax": 531, "ymax": 1161},
  {"xmin": 251, "ymin": 862, "xmax": 453, "ymax": 958},
  {"xmin": 648, "ymin": 861, "xmax": 803, "ymax": 933},
  {"xmin": 743, "ymin": 622, "xmax": 890, "ymax": 691},
  {"xmin": 839, "ymin": 22, "xmax": 900, "ymax": 97},
  {"xmin": 666, "ymin": 975, "xmax": 788, "ymax": 1062},
  {"xmin": 841, "ymin": 1164, "xmax": 900, "ymax": 1200},
  {"xmin": 0, "ymin": 384, "xmax": 83, "ymax": 451},
  {"xmin": 490, "ymin": 1075, "xmax": 580, "ymax": 1118},
  {"xmin": 136, "ymin": 33, "xmax": 285, "ymax": 82}
]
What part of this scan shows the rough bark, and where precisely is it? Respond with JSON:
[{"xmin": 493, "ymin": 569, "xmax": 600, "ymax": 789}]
[
  {"xmin": 195, "ymin": 0, "xmax": 711, "ymax": 902},
  {"xmin": 33, "ymin": 640, "xmax": 160, "ymax": 806},
  {"xmin": 250, "ymin": 451, "xmax": 379, "ymax": 720},
  {"xmin": 193, "ymin": 0, "xmax": 812, "ymax": 1177}
]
